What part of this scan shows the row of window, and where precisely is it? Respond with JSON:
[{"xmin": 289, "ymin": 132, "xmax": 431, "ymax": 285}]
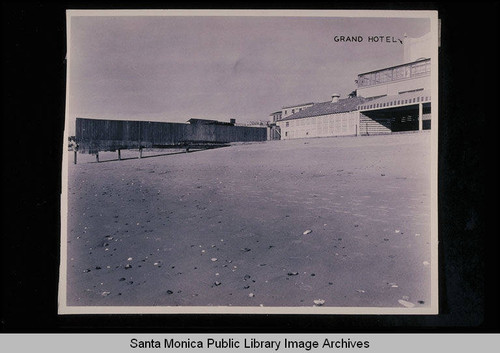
[
  {"xmin": 283, "ymin": 107, "xmax": 306, "ymax": 116},
  {"xmin": 359, "ymin": 96, "xmax": 431, "ymax": 110},
  {"xmin": 284, "ymin": 115, "xmax": 356, "ymax": 129},
  {"xmin": 272, "ymin": 113, "xmax": 282, "ymax": 122},
  {"xmin": 357, "ymin": 60, "xmax": 431, "ymax": 88}
]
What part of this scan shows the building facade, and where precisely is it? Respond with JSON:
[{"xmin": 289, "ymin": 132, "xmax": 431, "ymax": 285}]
[
  {"xmin": 276, "ymin": 95, "xmax": 372, "ymax": 140},
  {"xmin": 356, "ymin": 57, "xmax": 432, "ymax": 135},
  {"xmin": 270, "ymin": 32, "xmax": 433, "ymax": 139},
  {"xmin": 355, "ymin": 33, "xmax": 433, "ymax": 135}
]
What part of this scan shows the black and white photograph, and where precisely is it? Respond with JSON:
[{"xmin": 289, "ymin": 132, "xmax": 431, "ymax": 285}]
[{"xmin": 59, "ymin": 10, "xmax": 439, "ymax": 314}]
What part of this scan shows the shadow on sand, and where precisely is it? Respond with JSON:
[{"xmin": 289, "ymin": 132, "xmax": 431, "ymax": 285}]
[{"xmin": 88, "ymin": 145, "xmax": 229, "ymax": 164}]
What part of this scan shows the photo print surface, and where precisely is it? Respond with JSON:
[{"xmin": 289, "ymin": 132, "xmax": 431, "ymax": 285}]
[{"xmin": 60, "ymin": 10, "xmax": 439, "ymax": 314}]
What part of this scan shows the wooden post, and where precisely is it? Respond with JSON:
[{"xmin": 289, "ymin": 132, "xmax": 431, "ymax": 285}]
[
  {"xmin": 118, "ymin": 149, "xmax": 121, "ymax": 160},
  {"xmin": 96, "ymin": 152, "xmax": 99, "ymax": 163},
  {"xmin": 73, "ymin": 150, "xmax": 77, "ymax": 165},
  {"xmin": 139, "ymin": 147, "xmax": 142, "ymax": 159},
  {"xmin": 418, "ymin": 102, "xmax": 423, "ymax": 131}
]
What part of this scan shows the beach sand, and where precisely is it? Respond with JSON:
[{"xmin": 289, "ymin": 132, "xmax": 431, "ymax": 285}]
[{"xmin": 65, "ymin": 132, "xmax": 432, "ymax": 309}]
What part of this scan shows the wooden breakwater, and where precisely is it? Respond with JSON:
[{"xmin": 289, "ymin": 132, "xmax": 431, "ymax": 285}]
[{"xmin": 75, "ymin": 118, "xmax": 267, "ymax": 154}]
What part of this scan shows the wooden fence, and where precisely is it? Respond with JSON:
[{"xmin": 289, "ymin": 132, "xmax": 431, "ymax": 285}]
[{"xmin": 75, "ymin": 118, "xmax": 267, "ymax": 154}]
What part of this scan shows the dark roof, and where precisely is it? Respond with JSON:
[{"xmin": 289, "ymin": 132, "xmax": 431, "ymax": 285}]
[
  {"xmin": 279, "ymin": 96, "xmax": 373, "ymax": 121},
  {"xmin": 187, "ymin": 118, "xmax": 233, "ymax": 126}
]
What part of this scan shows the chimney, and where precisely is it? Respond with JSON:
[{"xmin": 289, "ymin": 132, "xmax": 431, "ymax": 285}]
[{"xmin": 331, "ymin": 94, "xmax": 340, "ymax": 103}]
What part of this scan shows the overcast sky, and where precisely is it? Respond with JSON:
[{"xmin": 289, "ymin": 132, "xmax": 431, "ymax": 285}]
[{"xmin": 67, "ymin": 14, "xmax": 430, "ymax": 132}]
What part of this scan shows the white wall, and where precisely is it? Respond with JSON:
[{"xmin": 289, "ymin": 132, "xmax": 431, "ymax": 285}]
[
  {"xmin": 277, "ymin": 111, "xmax": 359, "ymax": 140},
  {"xmin": 404, "ymin": 32, "xmax": 432, "ymax": 62}
]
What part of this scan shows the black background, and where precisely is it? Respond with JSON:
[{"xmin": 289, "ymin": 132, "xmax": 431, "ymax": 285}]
[{"xmin": 2, "ymin": 1, "xmax": 499, "ymax": 333}]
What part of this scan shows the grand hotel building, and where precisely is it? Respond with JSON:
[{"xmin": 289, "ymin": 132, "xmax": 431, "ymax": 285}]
[{"xmin": 272, "ymin": 32, "xmax": 434, "ymax": 140}]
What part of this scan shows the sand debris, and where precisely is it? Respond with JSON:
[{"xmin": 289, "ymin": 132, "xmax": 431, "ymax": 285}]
[
  {"xmin": 287, "ymin": 272, "xmax": 299, "ymax": 276},
  {"xmin": 101, "ymin": 291, "xmax": 111, "ymax": 297},
  {"xmin": 313, "ymin": 299, "xmax": 325, "ymax": 306},
  {"xmin": 303, "ymin": 229, "xmax": 312, "ymax": 235},
  {"xmin": 398, "ymin": 299, "xmax": 416, "ymax": 308},
  {"xmin": 423, "ymin": 261, "xmax": 430, "ymax": 266},
  {"xmin": 356, "ymin": 289, "xmax": 366, "ymax": 293},
  {"xmin": 211, "ymin": 258, "xmax": 218, "ymax": 262},
  {"xmin": 248, "ymin": 293, "xmax": 255, "ymax": 298}
]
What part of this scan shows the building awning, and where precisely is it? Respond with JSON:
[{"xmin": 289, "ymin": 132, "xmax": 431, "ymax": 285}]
[{"xmin": 358, "ymin": 89, "xmax": 431, "ymax": 112}]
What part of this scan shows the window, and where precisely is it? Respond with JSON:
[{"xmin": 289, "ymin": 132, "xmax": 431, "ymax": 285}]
[
  {"xmin": 285, "ymin": 132, "xmax": 288, "ymax": 136},
  {"xmin": 292, "ymin": 109, "xmax": 295, "ymax": 114},
  {"xmin": 284, "ymin": 110, "xmax": 287, "ymax": 115},
  {"xmin": 286, "ymin": 122, "xmax": 289, "ymax": 127}
]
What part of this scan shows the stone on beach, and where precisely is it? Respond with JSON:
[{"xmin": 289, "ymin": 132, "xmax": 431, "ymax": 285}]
[
  {"xmin": 313, "ymin": 299, "xmax": 325, "ymax": 306},
  {"xmin": 398, "ymin": 299, "xmax": 416, "ymax": 308}
]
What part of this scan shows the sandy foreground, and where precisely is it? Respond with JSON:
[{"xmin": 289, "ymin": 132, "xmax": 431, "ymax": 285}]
[{"xmin": 64, "ymin": 132, "xmax": 433, "ymax": 310}]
